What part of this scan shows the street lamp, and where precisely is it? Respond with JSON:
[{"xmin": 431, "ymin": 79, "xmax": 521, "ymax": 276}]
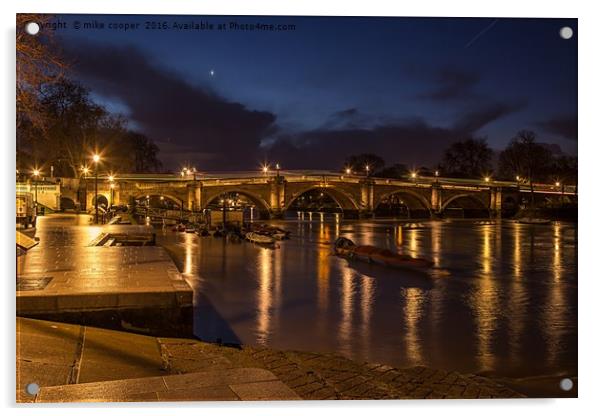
[
  {"xmin": 81, "ymin": 166, "xmax": 89, "ymax": 211},
  {"xmin": 32, "ymin": 169, "xmax": 40, "ymax": 211},
  {"xmin": 108, "ymin": 175, "xmax": 115, "ymax": 208},
  {"xmin": 345, "ymin": 167, "xmax": 351, "ymax": 175},
  {"xmin": 262, "ymin": 164, "xmax": 269, "ymax": 175},
  {"xmin": 365, "ymin": 164, "xmax": 370, "ymax": 177},
  {"xmin": 110, "ymin": 183, "xmax": 115, "ymax": 207},
  {"xmin": 484, "ymin": 176, "xmax": 491, "ymax": 184},
  {"xmin": 92, "ymin": 154, "xmax": 101, "ymax": 224}
]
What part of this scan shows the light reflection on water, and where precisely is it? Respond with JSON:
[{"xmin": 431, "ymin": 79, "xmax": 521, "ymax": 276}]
[{"xmin": 158, "ymin": 219, "xmax": 577, "ymax": 379}]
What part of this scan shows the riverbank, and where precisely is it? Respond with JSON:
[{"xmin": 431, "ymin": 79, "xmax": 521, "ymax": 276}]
[
  {"xmin": 16, "ymin": 215, "xmax": 193, "ymax": 336},
  {"xmin": 17, "ymin": 317, "xmax": 524, "ymax": 402}
]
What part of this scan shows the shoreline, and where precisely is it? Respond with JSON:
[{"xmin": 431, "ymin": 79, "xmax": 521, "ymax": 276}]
[{"xmin": 18, "ymin": 317, "xmax": 527, "ymax": 402}]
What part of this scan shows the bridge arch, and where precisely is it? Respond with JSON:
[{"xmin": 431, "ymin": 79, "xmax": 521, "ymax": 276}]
[
  {"xmin": 284, "ymin": 185, "xmax": 360, "ymax": 214},
  {"xmin": 375, "ymin": 189, "xmax": 432, "ymax": 218},
  {"xmin": 132, "ymin": 192, "xmax": 185, "ymax": 208},
  {"xmin": 60, "ymin": 196, "xmax": 77, "ymax": 211},
  {"xmin": 202, "ymin": 188, "xmax": 272, "ymax": 218},
  {"xmin": 441, "ymin": 193, "xmax": 489, "ymax": 218}
]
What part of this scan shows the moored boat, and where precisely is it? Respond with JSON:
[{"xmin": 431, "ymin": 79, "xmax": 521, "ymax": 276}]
[
  {"xmin": 246, "ymin": 232, "xmax": 276, "ymax": 245},
  {"xmin": 334, "ymin": 237, "xmax": 433, "ymax": 272}
]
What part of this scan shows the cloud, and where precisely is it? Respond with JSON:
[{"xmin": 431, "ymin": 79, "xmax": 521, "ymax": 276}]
[
  {"xmin": 62, "ymin": 41, "xmax": 525, "ymax": 171},
  {"xmin": 453, "ymin": 100, "xmax": 527, "ymax": 134},
  {"xmin": 263, "ymin": 101, "xmax": 523, "ymax": 169},
  {"xmin": 537, "ymin": 114, "xmax": 578, "ymax": 141},
  {"xmin": 419, "ymin": 68, "xmax": 480, "ymax": 101},
  {"xmin": 63, "ymin": 41, "xmax": 276, "ymax": 170}
]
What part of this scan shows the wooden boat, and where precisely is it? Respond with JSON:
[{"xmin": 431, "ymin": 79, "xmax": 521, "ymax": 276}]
[
  {"xmin": 518, "ymin": 218, "xmax": 551, "ymax": 225},
  {"xmin": 246, "ymin": 232, "xmax": 276, "ymax": 245},
  {"xmin": 272, "ymin": 231, "xmax": 288, "ymax": 240},
  {"xmin": 334, "ymin": 237, "xmax": 433, "ymax": 272}
]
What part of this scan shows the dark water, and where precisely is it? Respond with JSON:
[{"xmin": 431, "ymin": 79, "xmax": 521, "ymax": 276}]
[{"xmin": 158, "ymin": 218, "xmax": 577, "ymax": 380}]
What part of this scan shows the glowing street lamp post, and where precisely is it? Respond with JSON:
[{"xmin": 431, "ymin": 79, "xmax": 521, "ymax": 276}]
[
  {"xmin": 32, "ymin": 169, "xmax": 40, "ymax": 213},
  {"xmin": 108, "ymin": 175, "xmax": 115, "ymax": 208},
  {"xmin": 92, "ymin": 154, "xmax": 100, "ymax": 224}
]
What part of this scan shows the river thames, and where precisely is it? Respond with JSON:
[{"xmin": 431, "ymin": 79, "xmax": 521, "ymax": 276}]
[{"xmin": 158, "ymin": 218, "xmax": 577, "ymax": 384}]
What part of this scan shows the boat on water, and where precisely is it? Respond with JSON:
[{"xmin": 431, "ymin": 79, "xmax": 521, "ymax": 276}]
[
  {"xmin": 272, "ymin": 231, "xmax": 288, "ymax": 240},
  {"xmin": 246, "ymin": 232, "xmax": 276, "ymax": 245},
  {"xmin": 518, "ymin": 218, "xmax": 551, "ymax": 225},
  {"xmin": 334, "ymin": 237, "xmax": 434, "ymax": 272}
]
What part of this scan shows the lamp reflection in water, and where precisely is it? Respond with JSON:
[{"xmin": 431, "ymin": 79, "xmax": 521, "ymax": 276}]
[
  {"xmin": 508, "ymin": 222, "xmax": 527, "ymax": 366},
  {"xmin": 430, "ymin": 222, "xmax": 441, "ymax": 267},
  {"xmin": 474, "ymin": 225, "xmax": 499, "ymax": 372},
  {"xmin": 256, "ymin": 248, "xmax": 273, "ymax": 345},
  {"xmin": 183, "ymin": 233, "xmax": 194, "ymax": 276},
  {"xmin": 395, "ymin": 224, "xmax": 403, "ymax": 247},
  {"xmin": 359, "ymin": 274, "xmax": 375, "ymax": 361},
  {"xmin": 546, "ymin": 222, "xmax": 565, "ymax": 366},
  {"xmin": 402, "ymin": 287, "xmax": 425, "ymax": 366},
  {"xmin": 317, "ymin": 224, "xmax": 331, "ymax": 312},
  {"xmin": 338, "ymin": 267, "xmax": 356, "ymax": 356}
]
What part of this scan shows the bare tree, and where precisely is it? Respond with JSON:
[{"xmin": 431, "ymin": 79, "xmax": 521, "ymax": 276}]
[
  {"xmin": 440, "ymin": 138, "xmax": 493, "ymax": 178},
  {"xmin": 16, "ymin": 14, "xmax": 66, "ymax": 131},
  {"xmin": 498, "ymin": 130, "xmax": 553, "ymax": 206}
]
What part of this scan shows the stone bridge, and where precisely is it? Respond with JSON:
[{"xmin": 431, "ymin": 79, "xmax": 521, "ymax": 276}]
[{"xmin": 49, "ymin": 171, "xmax": 577, "ymax": 219}]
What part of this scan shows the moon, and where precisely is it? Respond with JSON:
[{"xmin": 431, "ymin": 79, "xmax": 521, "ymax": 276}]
[
  {"xmin": 559, "ymin": 26, "xmax": 573, "ymax": 40},
  {"xmin": 209, "ymin": 69, "xmax": 215, "ymax": 77}
]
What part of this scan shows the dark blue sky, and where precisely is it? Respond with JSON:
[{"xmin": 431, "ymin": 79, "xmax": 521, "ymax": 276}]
[{"xmin": 51, "ymin": 14, "xmax": 577, "ymax": 171}]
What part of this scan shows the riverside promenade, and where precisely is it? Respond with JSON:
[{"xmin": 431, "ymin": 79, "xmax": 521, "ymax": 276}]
[
  {"xmin": 16, "ymin": 214, "xmax": 193, "ymax": 335},
  {"xmin": 16, "ymin": 213, "xmax": 526, "ymax": 402},
  {"xmin": 17, "ymin": 317, "xmax": 522, "ymax": 402}
]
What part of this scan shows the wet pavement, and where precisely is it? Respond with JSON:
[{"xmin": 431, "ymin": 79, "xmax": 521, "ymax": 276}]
[{"xmin": 16, "ymin": 214, "xmax": 192, "ymax": 331}]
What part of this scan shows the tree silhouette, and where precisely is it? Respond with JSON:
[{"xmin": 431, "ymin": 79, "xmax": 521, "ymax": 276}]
[
  {"xmin": 498, "ymin": 130, "xmax": 554, "ymax": 206},
  {"xmin": 439, "ymin": 138, "xmax": 493, "ymax": 178}
]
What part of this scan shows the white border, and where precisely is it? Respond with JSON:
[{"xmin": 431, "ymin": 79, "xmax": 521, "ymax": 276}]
[{"xmin": 3, "ymin": 1, "xmax": 601, "ymax": 415}]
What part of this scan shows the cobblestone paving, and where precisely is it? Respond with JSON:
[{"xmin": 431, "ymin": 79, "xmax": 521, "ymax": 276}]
[{"xmin": 158, "ymin": 340, "xmax": 524, "ymax": 400}]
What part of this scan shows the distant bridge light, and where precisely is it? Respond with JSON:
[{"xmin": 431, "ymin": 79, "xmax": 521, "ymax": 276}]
[
  {"xmin": 411, "ymin": 172, "xmax": 417, "ymax": 179},
  {"xmin": 555, "ymin": 181, "xmax": 561, "ymax": 187},
  {"xmin": 484, "ymin": 176, "xmax": 490, "ymax": 183},
  {"xmin": 345, "ymin": 167, "xmax": 351, "ymax": 175},
  {"xmin": 435, "ymin": 170, "xmax": 439, "ymax": 177}
]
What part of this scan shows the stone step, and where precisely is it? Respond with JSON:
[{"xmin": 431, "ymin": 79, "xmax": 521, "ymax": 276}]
[{"xmin": 31, "ymin": 368, "xmax": 300, "ymax": 402}]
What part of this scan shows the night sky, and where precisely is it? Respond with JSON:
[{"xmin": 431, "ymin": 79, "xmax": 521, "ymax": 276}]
[{"xmin": 50, "ymin": 14, "xmax": 577, "ymax": 171}]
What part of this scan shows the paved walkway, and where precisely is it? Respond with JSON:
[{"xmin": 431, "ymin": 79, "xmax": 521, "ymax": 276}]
[
  {"xmin": 34, "ymin": 368, "xmax": 299, "ymax": 402},
  {"xmin": 17, "ymin": 318, "xmax": 522, "ymax": 402},
  {"xmin": 16, "ymin": 215, "xmax": 192, "ymax": 334}
]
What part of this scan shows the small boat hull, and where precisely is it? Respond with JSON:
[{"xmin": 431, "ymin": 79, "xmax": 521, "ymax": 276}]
[
  {"xmin": 246, "ymin": 232, "xmax": 276, "ymax": 245},
  {"xmin": 334, "ymin": 237, "xmax": 433, "ymax": 272}
]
